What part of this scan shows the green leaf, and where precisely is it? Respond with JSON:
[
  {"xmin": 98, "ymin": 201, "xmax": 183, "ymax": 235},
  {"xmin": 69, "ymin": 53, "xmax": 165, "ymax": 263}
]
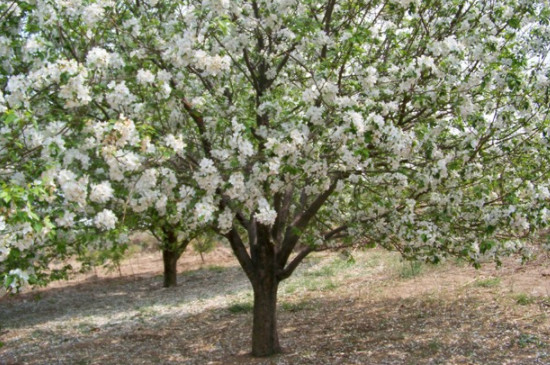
[
  {"xmin": 0, "ymin": 190, "xmax": 11, "ymax": 204},
  {"xmin": 3, "ymin": 111, "xmax": 17, "ymax": 125},
  {"xmin": 507, "ymin": 17, "xmax": 521, "ymax": 29},
  {"xmin": 480, "ymin": 240, "xmax": 495, "ymax": 254},
  {"xmin": 485, "ymin": 225, "xmax": 496, "ymax": 235},
  {"xmin": 26, "ymin": 205, "xmax": 39, "ymax": 221},
  {"xmin": 44, "ymin": 217, "xmax": 55, "ymax": 230}
]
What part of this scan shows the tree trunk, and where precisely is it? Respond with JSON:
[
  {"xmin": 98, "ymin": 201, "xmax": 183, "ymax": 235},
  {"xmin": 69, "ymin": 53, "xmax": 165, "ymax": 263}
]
[
  {"xmin": 162, "ymin": 249, "xmax": 179, "ymax": 288},
  {"xmin": 251, "ymin": 278, "xmax": 281, "ymax": 356}
]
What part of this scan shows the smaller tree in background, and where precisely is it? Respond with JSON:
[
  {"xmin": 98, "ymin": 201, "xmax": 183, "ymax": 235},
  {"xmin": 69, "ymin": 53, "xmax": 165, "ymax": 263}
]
[
  {"xmin": 151, "ymin": 224, "xmax": 194, "ymax": 288},
  {"xmin": 192, "ymin": 232, "xmax": 218, "ymax": 264}
]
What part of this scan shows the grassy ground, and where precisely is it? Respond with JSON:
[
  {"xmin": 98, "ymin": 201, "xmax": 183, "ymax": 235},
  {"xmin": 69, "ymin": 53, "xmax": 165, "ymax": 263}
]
[{"xmin": 0, "ymin": 247, "xmax": 549, "ymax": 364}]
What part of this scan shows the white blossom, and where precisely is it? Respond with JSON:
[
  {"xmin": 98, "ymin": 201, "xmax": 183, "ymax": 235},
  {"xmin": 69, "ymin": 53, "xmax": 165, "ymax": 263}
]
[
  {"xmin": 136, "ymin": 69, "xmax": 155, "ymax": 84},
  {"xmin": 94, "ymin": 209, "xmax": 118, "ymax": 230},
  {"xmin": 86, "ymin": 47, "xmax": 111, "ymax": 69},
  {"xmin": 90, "ymin": 181, "xmax": 114, "ymax": 203},
  {"xmin": 56, "ymin": 210, "xmax": 76, "ymax": 228},
  {"xmin": 6, "ymin": 269, "xmax": 30, "ymax": 293},
  {"xmin": 195, "ymin": 197, "xmax": 216, "ymax": 223},
  {"xmin": 164, "ymin": 134, "xmax": 186, "ymax": 154},
  {"xmin": 218, "ymin": 207, "xmax": 233, "ymax": 233},
  {"xmin": 82, "ymin": 3, "xmax": 105, "ymax": 26},
  {"xmin": 254, "ymin": 198, "xmax": 277, "ymax": 226},
  {"xmin": 106, "ymin": 81, "xmax": 136, "ymax": 109}
]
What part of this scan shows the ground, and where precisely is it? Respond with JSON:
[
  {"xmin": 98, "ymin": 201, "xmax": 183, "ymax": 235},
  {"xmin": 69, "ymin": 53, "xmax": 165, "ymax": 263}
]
[{"xmin": 0, "ymin": 245, "xmax": 549, "ymax": 365}]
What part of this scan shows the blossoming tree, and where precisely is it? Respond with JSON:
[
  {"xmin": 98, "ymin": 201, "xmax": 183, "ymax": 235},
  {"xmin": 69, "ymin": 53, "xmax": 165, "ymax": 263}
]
[{"xmin": 2, "ymin": 0, "xmax": 550, "ymax": 357}]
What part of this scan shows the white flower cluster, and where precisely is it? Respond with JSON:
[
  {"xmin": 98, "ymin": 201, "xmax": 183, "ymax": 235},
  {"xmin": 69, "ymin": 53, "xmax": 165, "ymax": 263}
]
[
  {"xmin": 194, "ymin": 159, "xmax": 222, "ymax": 194},
  {"xmin": 162, "ymin": 31, "xmax": 196, "ymax": 68},
  {"xmin": 89, "ymin": 181, "xmax": 114, "ymax": 204},
  {"xmin": 0, "ymin": 90, "xmax": 6, "ymax": 113},
  {"xmin": 130, "ymin": 168, "xmax": 160, "ymax": 213},
  {"xmin": 0, "ymin": 217, "xmax": 10, "ymax": 262},
  {"xmin": 217, "ymin": 207, "xmax": 234, "ymax": 233},
  {"xmin": 56, "ymin": 62, "xmax": 91, "ymax": 108},
  {"xmin": 113, "ymin": 116, "xmax": 140, "ymax": 148},
  {"xmin": 226, "ymin": 173, "xmax": 246, "ymax": 200},
  {"xmin": 101, "ymin": 148, "xmax": 141, "ymax": 181},
  {"xmin": 194, "ymin": 197, "xmax": 216, "ymax": 223},
  {"xmin": 178, "ymin": 185, "xmax": 196, "ymax": 211},
  {"xmin": 106, "ymin": 81, "xmax": 136, "ymax": 109},
  {"xmin": 136, "ymin": 69, "xmax": 155, "ymax": 85},
  {"xmin": 194, "ymin": 50, "xmax": 231, "ymax": 76},
  {"xmin": 0, "ymin": 243, "xmax": 9, "ymax": 263},
  {"xmin": 82, "ymin": 2, "xmax": 107, "ymax": 27},
  {"xmin": 164, "ymin": 134, "xmax": 186, "ymax": 154},
  {"xmin": 97, "ymin": 116, "xmax": 143, "ymax": 181},
  {"xmin": 5, "ymin": 269, "xmax": 30, "ymax": 293},
  {"xmin": 86, "ymin": 47, "xmax": 124, "ymax": 69},
  {"xmin": 228, "ymin": 120, "xmax": 254, "ymax": 163},
  {"xmin": 254, "ymin": 198, "xmax": 277, "ymax": 226},
  {"xmin": 63, "ymin": 148, "xmax": 90, "ymax": 169},
  {"xmin": 203, "ymin": 0, "xmax": 230, "ymax": 14},
  {"xmin": 94, "ymin": 209, "xmax": 118, "ymax": 230},
  {"xmin": 55, "ymin": 210, "xmax": 76, "ymax": 228},
  {"xmin": 6, "ymin": 59, "xmax": 91, "ymax": 108},
  {"xmin": 57, "ymin": 169, "xmax": 88, "ymax": 206}
]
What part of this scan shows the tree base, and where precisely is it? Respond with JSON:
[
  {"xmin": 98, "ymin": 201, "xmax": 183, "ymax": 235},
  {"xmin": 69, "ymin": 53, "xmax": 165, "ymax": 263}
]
[
  {"xmin": 162, "ymin": 249, "xmax": 180, "ymax": 288},
  {"xmin": 251, "ymin": 346, "xmax": 283, "ymax": 358}
]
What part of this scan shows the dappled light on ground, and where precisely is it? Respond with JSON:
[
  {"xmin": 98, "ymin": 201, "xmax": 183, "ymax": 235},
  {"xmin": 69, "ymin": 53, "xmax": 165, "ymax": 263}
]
[{"xmin": 1, "ymin": 249, "xmax": 548, "ymax": 364}]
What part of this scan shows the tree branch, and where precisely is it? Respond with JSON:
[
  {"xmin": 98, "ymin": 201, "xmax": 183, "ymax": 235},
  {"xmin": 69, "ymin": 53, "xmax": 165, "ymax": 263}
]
[
  {"xmin": 277, "ymin": 246, "xmax": 313, "ymax": 281},
  {"xmin": 324, "ymin": 225, "xmax": 348, "ymax": 240},
  {"xmin": 271, "ymin": 184, "xmax": 294, "ymax": 246},
  {"xmin": 224, "ymin": 227, "xmax": 255, "ymax": 280},
  {"xmin": 278, "ymin": 178, "xmax": 339, "ymax": 267},
  {"xmin": 277, "ymin": 238, "xmax": 357, "ymax": 281},
  {"xmin": 181, "ymin": 99, "xmax": 212, "ymax": 158}
]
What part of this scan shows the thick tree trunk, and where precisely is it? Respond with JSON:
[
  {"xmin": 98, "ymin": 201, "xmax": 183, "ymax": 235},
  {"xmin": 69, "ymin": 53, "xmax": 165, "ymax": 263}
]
[
  {"xmin": 162, "ymin": 249, "xmax": 180, "ymax": 288},
  {"xmin": 251, "ymin": 280, "xmax": 281, "ymax": 357}
]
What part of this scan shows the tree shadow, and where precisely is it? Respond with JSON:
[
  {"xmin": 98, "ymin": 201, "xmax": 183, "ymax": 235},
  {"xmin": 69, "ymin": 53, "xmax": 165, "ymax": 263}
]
[{"xmin": 0, "ymin": 264, "xmax": 250, "ymax": 330}]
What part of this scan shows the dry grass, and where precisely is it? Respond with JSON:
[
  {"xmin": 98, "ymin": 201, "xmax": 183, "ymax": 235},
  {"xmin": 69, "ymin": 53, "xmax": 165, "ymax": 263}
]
[{"xmin": 1, "ymin": 247, "xmax": 549, "ymax": 364}]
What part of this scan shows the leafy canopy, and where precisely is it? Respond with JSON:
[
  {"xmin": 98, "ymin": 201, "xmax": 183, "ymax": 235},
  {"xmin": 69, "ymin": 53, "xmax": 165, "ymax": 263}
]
[{"xmin": 1, "ymin": 0, "xmax": 550, "ymax": 292}]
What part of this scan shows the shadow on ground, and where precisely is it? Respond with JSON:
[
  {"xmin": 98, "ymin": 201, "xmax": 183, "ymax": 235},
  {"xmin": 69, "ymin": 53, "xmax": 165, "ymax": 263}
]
[
  {"xmin": 1, "ymin": 250, "xmax": 549, "ymax": 365},
  {"xmin": 1, "ymin": 284, "xmax": 548, "ymax": 365},
  {"xmin": 0, "ymin": 264, "xmax": 250, "ymax": 329}
]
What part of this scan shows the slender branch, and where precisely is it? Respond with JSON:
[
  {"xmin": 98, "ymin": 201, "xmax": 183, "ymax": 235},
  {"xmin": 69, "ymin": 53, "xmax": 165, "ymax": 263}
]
[
  {"xmin": 293, "ymin": 178, "xmax": 339, "ymax": 230},
  {"xmin": 320, "ymin": 0, "xmax": 336, "ymax": 59},
  {"xmin": 277, "ymin": 246, "xmax": 312, "ymax": 281},
  {"xmin": 181, "ymin": 99, "xmax": 212, "ymax": 157},
  {"xmin": 277, "ymin": 240, "xmax": 359, "ymax": 281},
  {"xmin": 57, "ymin": 24, "xmax": 80, "ymax": 61},
  {"xmin": 224, "ymin": 227, "xmax": 255, "ymax": 280},
  {"xmin": 266, "ymin": 43, "xmax": 298, "ymax": 89},
  {"xmin": 0, "ymin": 1, "xmax": 17, "ymax": 24},
  {"xmin": 243, "ymin": 48, "xmax": 259, "ymax": 92},
  {"xmin": 271, "ymin": 184, "xmax": 294, "ymax": 246},
  {"xmin": 324, "ymin": 225, "xmax": 348, "ymax": 240},
  {"xmin": 278, "ymin": 178, "xmax": 339, "ymax": 267}
]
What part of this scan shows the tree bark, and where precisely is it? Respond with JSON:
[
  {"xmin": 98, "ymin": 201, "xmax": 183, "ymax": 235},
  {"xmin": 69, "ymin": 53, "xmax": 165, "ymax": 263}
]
[
  {"xmin": 249, "ymin": 224, "xmax": 282, "ymax": 357},
  {"xmin": 162, "ymin": 249, "xmax": 180, "ymax": 288},
  {"xmin": 251, "ymin": 279, "xmax": 281, "ymax": 357}
]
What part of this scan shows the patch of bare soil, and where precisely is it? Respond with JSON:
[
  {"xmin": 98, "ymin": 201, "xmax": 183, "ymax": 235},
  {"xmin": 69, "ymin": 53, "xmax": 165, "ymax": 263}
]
[{"xmin": 0, "ymin": 248, "xmax": 548, "ymax": 365}]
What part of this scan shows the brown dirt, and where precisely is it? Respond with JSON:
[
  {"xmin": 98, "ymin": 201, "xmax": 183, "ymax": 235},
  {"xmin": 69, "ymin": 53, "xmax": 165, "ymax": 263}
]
[{"xmin": 0, "ymin": 248, "xmax": 549, "ymax": 365}]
